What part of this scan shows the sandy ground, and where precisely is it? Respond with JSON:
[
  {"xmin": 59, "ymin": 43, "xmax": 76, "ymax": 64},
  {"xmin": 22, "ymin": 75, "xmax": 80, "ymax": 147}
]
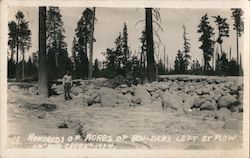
[{"xmin": 7, "ymin": 76, "xmax": 243, "ymax": 150}]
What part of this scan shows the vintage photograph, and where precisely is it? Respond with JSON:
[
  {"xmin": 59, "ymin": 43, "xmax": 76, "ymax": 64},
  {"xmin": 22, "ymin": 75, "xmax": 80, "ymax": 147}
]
[{"xmin": 3, "ymin": 3, "xmax": 248, "ymax": 155}]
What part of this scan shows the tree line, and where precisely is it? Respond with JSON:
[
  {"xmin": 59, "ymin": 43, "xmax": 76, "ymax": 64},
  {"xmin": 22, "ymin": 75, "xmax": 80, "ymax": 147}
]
[{"xmin": 7, "ymin": 7, "xmax": 244, "ymax": 97}]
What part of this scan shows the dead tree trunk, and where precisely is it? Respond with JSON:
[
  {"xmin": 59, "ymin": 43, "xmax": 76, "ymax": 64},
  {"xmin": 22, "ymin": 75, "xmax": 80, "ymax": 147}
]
[
  {"xmin": 145, "ymin": 8, "xmax": 156, "ymax": 83},
  {"xmin": 38, "ymin": 6, "xmax": 48, "ymax": 98}
]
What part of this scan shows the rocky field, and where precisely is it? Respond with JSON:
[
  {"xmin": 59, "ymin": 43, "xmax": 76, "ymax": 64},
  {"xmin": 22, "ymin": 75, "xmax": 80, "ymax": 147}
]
[{"xmin": 7, "ymin": 75, "xmax": 244, "ymax": 149}]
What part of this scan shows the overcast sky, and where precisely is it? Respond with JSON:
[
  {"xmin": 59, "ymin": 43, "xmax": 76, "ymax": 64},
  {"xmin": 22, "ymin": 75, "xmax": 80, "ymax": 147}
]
[{"xmin": 8, "ymin": 7, "xmax": 244, "ymax": 67}]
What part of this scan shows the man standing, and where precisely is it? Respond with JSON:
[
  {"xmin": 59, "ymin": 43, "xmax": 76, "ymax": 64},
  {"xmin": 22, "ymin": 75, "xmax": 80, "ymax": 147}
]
[{"xmin": 63, "ymin": 70, "xmax": 73, "ymax": 100}]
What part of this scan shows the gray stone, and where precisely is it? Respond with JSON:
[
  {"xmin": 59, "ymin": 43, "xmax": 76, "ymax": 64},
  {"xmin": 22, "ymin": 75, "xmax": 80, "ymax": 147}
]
[
  {"xmin": 193, "ymin": 97, "xmax": 206, "ymax": 108},
  {"xmin": 161, "ymin": 92, "xmax": 183, "ymax": 110},
  {"xmin": 132, "ymin": 96, "xmax": 141, "ymax": 104},
  {"xmin": 57, "ymin": 121, "xmax": 69, "ymax": 128},
  {"xmin": 100, "ymin": 94, "xmax": 117, "ymax": 107},
  {"xmin": 29, "ymin": 87, "xmax": 38, "ymax": 95},
  {"xmin": 158, "ymin": 82, "xmax": 170, "ymax": 91},
  {"xmin": 215, "ymin": 108, "xmax": 232, "ymax": 121},
  {"xmin": 218, "ymin": 95, "xmax": 237, "ymax": 108},
  {"xmin": 134, "ymin": 85, "xmax": 151, "ymax": 105},
  {"xmin": 200, "ymin": 101, "xmax": 216, "ymax": 111}
]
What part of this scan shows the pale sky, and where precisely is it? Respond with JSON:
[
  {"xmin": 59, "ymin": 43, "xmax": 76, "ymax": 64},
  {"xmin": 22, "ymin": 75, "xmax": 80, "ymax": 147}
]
[{"xmin": 8, "ymin": 7, "xmax": 244, "ymax": 67}]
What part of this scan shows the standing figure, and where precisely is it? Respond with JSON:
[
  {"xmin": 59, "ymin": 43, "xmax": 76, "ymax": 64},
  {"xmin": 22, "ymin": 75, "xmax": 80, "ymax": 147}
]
[{"xmin": 63, "ymin": 70, "xmax": 73, "ymax": 100}]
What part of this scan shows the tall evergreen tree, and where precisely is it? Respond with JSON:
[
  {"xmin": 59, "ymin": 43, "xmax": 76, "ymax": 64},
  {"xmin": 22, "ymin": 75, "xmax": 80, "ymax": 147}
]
[
  {"xmin": 75, "ymin": 8, "xmax": 94, "ymax": 79},
  {"xmin": 93, "ymin": 58, "xmax": 100, "ymax": 78},
  {"xmin": 8, "ymin": 11, "xmax": 31, "ymax": 80},
  {"xmin": 182, "ymin": 25, "xmax": 191, "ymax": 71},
  {"xmin": 213, "ymin": 15, "xmax": 229, "ymax": 55},
  {"xmin": 46, "ymin": 7, "xmax": 71, "ymax": 80},
  {"xmin": 197, "ymin": 14, "xmax": 215, "ymax": 71},
  {"xmin": 231, "ymin": 8, "xmax": 244, "ymax": 64},
  {"xmin": 122, "ymin": 23, "xmax": 130, "ymax": 69}
]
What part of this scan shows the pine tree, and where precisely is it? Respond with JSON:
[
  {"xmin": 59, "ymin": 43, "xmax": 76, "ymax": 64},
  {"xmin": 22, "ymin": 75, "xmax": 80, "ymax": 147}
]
[
  {"xmin": 8, "ymin": 11, "xmax": 31, "ymax": 80},
  {"xmin": 47, "ymin": 7, "xmax": 70, "ymax": 80},
  {"xmin": 231, "ymin": 8, "xmax": 244, "ymax": 64},
  {"xmin": 93, "ymin": 58, "xmax": 100, "ymax": 78},
  {"xmin": 122, "ymin": 23, "xmax": 130, "ymax": 69},
  {"xmin": 75, "ymin": 8, "xmax": 94, "ymax": 79},
  {"xmin": 213, "ymin": 15, "xmax": 229, "ymax": 55},
  {"xmin": 182, "ymin": 25, "xmax": 191, "ymax": 71},
  {"xmin": 197, "ymin": 14, "xmax": 215, "ymax": 71}
]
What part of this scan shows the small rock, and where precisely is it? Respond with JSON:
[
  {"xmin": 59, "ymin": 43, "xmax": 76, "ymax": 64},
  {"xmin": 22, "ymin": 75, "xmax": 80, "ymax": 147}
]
[
  {"xmin": 119, "ymin": 84, "xmax": 128, "ymax": 88},
  {"xmin": 132, "ymin": 96, "xmax": 141, "ymax": 104},
  {"xmin": 58, "ymin": 121, "xmax": 69, "ymax": 128}
]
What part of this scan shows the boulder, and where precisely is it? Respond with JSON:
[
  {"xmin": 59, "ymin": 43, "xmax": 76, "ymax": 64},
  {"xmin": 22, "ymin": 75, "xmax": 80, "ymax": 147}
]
[
  {"xmin": 29, "ymin": 87, "xmax": 38, "ymax": 95},
  {"xmin": 161, "ymin": 92, "xmax": 183, "ymax": 110},
  {"xmin": 10, "ymin": 85, "xmax": 21, "ymax": 92},
  {"xmin": 150, "ymin": 92, "xmax": 160, "ymax": 101},
  {"xmin": 202, "ymin": 87, "xmax": 211, "ymax": 95},
  {"xmin": 200, "ymin": 101, "xmax": 217, "ymax": 111},
  {"xmin": 158, "ymin": 82, "xmax": 170, "ymax": 91},
  {"xmin": 57, "ymin": 121, "xmax": 69, "ymax": 128},
  {"xmin": 98, "ymin": 87, "xmax": 116, "ymax": 96},
  {"xmin": 132, "ymin": 96, "xmax": 141, "ymax": 104},
  {"xmin": 195, "ymin": 89, "xmax": 202, "ymax": 95},
  {"xmin": 193, "ymin": 96, "xmax": 206, "ymax": 108},
  {"xmin": 238, "ymin": 94, "xmax": 243, "ymax": 105},
  {"xmin": 134, "ymin": 85, "xmax": 151, "ymax": 105},
  {"xmin": 230, "ymin": 84, "xmax": 238, "ymax": 92},
  {"xmin": 218, "ymin": 95, "xmax": 237, "ymax": 108},
  {"xmin": 215, "ymin": 108, "xmax": 232, "ymax": 121},
  {"xmin": 101, "ymin": 94, "xmax": 117, "ymax": 107},
  {"xmin": 54, "ymin": 85, "xmax": 64, "ymax": 95},
  {"xmin": 183, "ymin": 95, "xmax": 195, "ymax": 112},
  {"xmin": 87, "ymin": 93, "xmax": 101, "ymax": 105},
  {"xmin": 119, "ymin": 84, "xmax": 128, "ymax": 88}
]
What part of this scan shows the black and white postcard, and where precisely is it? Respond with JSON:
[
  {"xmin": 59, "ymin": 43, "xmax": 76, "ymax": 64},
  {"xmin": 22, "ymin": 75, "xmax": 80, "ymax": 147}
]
[{"xmin": 0, "ymin": 0, "xmax": 249, "ymax": 158}]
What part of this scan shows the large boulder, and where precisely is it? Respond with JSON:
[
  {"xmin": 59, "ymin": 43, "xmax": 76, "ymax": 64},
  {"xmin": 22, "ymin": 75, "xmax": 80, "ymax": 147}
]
[
  {"xmin": 134, "ymin": 85, "xmax": 151, "ymax": 105},
  {"xmin": 161, "ymin": 91, "xmax": 183, "ymax": 110},
  {"xmin": 100, "ymin": 94, "xmax": 117, "ymax": 107},
  {"xmin": 218, "ymin": 94, "xmax": 237, "ymax": 108},
  {"xmin": 158, "ymin": 82, "xmax": 170, "ymax": 91},
  {"xmin": 98, "ymin": 87, "xmax": 118, "ymax": 107}
]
